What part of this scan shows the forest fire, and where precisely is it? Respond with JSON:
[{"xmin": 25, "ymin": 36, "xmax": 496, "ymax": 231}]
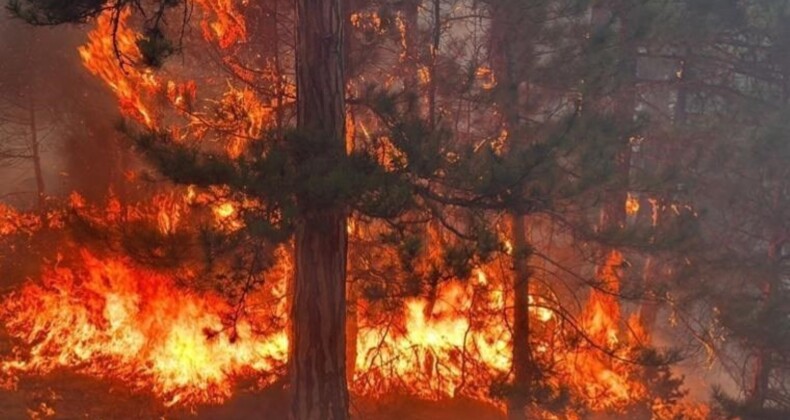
[
  {"xmin": 2, "ymin": 0, "xmax": 785, "ymax": 418},
  {"xmin": 0, "ymin": 196, "xmax": 655, "ymax": 415},
  {"xmin": 1, "ymin": 0, "xmax": 670, "ymax": 415}
]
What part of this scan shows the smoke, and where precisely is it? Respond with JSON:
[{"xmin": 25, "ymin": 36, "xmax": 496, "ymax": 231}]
[{"xmin": 0, "ymin": 13, "xmax": 122, "ymax": 208}]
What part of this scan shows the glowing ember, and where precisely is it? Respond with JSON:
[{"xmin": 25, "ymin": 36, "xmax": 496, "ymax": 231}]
[{"xmin": 625, "ymin": 193, "xmax": 640, "ymax": 216}]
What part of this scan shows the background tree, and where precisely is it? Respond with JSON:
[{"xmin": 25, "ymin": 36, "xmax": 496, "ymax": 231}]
[{"xmin": 289, "ymin": 0, "xmax": 350, "ymax": 417}]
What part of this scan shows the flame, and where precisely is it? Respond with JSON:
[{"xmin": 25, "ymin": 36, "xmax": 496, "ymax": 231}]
[
  {"xmin": 78, "ymin": 9, "xmax": 157, "ymax": 128},
  {"xmin": 211, "ymin": 200, "xmax": 246, "ymax": 232},
  {"xmin": 0, "ymin": 250, "xmax": 288, "ymax": 406},
  {"xmin": 625, "ymin": 193, "xmax": 640, "ymax": 216},
  {"xmin": 193, "ymin": 0, "xmax": 247, "ymax": 48},
  {"xmin": 79, "ymin": 3, "xmax": 271, "ymax": 158},
  {"xmin": 354, "ymin": 279, "xmax": 511, "ymax": 400},
  {"xmin": 475, "ymin": 66, "xmax": 496, "ymax": 90},
  {"xmin": 565, "ymin": 250, "xmax": 647, "ymax": 410},
  {"xmin": 0, "ymin": 201, "xmax": 699, "ymax": 417},
  {"xmin": 154, "ymin": 194, "xmax": 183, "ymax": 235},
  {"xmin": 0, "ymin": 203, "xmax": 44, "ymax": 235},
  {"xmin": 213, "ymin": 202, "xmax": 235, "ymax": 219}
]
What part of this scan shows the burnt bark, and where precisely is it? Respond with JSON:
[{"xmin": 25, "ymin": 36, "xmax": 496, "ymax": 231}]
[
  {"xmin": 290, "ymin": 0, "xmax": 349, "ymax": 418},
  {"xmin": 591, "ymin": 0, "xmax": 636, "ymax": 232},
  {"xmin": 24, "ymin": 31, "xmax": 45, "ymax": 212}
]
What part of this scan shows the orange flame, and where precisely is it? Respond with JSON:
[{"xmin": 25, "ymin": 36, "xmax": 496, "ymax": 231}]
[
  {"xmin": 565, "ymin": 250, "xmax": 647, "ymax": 410},
  {"xmin": 1, "ymin": 250, "xmax": 288, "ymax": 406},
  {"xmin": 78, "ymin": 9, "xmax": 157, "ymax": 128},
  {"xmin": 354, "ymin": 279, "xmax": 511, "ymax": 400}
]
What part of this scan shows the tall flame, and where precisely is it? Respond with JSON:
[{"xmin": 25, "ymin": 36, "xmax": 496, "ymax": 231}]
[
  {"xmin": 78, "ymin": 10, "xmax": 157, "ymax": 128},
  {"xmin": 565, "ymin": 250, "xmax": 647, "ymax": 410}
]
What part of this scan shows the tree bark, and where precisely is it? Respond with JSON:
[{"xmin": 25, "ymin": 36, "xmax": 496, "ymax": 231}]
[
  {"xmin": 291, "ymin": 212, "xmax": 349, "ymax": 420},
  {"xmin": 399, "ymin": 0, "xmax": 422, "ymax": 121},
  {"xmin": 290, "ymin": 0, "xmax": 349, "ymax": 418},
  {"xmin": 508, "ymin": 215, "xmax": 534, "ymax": 420},
  {"xmin": 345, "ymin": 279, "xmax": 358, "ymax": 383}
]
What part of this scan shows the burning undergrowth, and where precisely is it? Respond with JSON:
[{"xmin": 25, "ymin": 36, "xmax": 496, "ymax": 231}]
[
  {"xmin": 0, "ymin": 195, "xmax": 707, "ymax": 418},
  {"xmin": 0, "ymin": 248, "xmax": 288, "ymax": 406}
]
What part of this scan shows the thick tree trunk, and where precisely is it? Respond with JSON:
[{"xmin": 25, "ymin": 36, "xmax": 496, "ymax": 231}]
[
  {"xmin": 290, "ymin": 0, "xmax": 349, "ymax": 418},
  {"xmin": 508, "ymin": 214, "xmax": 534, "ymax": 420},
  {"xmin": 272, "ymin": 0, "xmax": 286, "ymax": 131},
  {"xmin": 291, "ymin": 212, "xmax": 349, "ymax": 420},
  {"xmin": 639, "ymin": 49, "xmax": 688, "ymax": 328},
  {"xmin": 749, "ymin": 346, "xmax": 771, "ymax": 408}
]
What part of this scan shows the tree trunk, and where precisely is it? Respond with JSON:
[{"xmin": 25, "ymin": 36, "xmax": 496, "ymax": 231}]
[
  {"xmin": 291, "ymin": 212, "xmax": 349, "ymax": 420},
  {"xmin": 488, "ymin": 1, "xmax": 537, "ymax": 416},
  {"xmin": 748, "ymin": 240, "xmax": 780, "ymax": 408},
  {"xmin": 427, "ymin": 0, "xmax": 440, "ymax": 127},
  {"xmin": 749, "ymin": 346, "xmax": 771, "ymax": 408},
  {"xmin": 290, "ymin": 0, "xmax": 349, "ymax": 418},
  {"xmin": 399, "ymin": 0, "xmax": 422, "ymax": 120},
  {"xmin": 508, "ymin": 214, "xmax": 534, "ymax": 420},
  {"xmin": 345, "ymin": 279, "xmax": 358, "ymax": 383},
  {"xmin": 272, "ymin": 0, "xmax": 286, "ymax": 131},
  {"xmin": 28, "ymin": 92, "xmax": 45, "ymax": 212},
  {"xmin": 488, "ymin": 2, "xmax": 536, "ymax": 416},
  {"xmin": 25, "ymin": 32, "xmax": 45, "ymax": 213}
]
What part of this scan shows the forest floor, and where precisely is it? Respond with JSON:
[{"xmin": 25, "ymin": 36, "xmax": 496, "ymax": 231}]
[{"xmin": 0, "ymin": 371, "xmax": 506, "ymax": 419}]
